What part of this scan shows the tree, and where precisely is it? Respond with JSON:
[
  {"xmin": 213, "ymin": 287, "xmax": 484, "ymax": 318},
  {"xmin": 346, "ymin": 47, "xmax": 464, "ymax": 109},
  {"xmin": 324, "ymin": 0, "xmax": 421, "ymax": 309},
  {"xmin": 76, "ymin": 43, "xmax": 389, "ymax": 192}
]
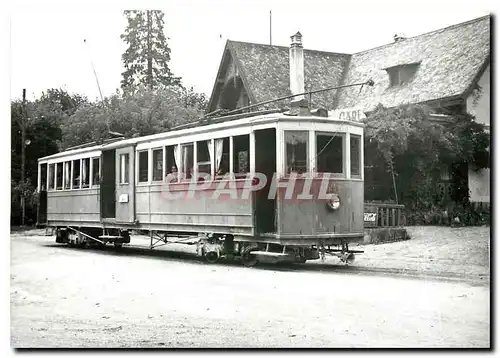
[
  {"xmin": 11, "ymin": 88, "xmax": 87, "ymax": 225},
  {"xmin": 120, "ymin": 10, "xmax": 181, "ymax": 92},
  {"xmin": 363, "ymin": 103, "xmax": 490, "ymax": 223},
  {"xmin": 60, "ymin": 86, "xmax": 204, "ymax": 149}
]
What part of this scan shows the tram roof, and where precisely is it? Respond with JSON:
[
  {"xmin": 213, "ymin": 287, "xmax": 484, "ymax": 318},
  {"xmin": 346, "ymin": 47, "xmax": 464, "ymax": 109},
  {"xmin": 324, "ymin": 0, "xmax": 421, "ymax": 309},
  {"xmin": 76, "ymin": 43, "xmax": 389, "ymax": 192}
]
[{"xmin": 38, "ymin": 109, "xmax": 364, "ymax": 162}]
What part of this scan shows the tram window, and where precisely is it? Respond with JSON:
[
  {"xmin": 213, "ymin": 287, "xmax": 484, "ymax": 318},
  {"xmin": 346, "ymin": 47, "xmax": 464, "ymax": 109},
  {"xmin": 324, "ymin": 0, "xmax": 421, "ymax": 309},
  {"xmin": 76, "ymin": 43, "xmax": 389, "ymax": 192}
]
[
  {"xmin": 233, "ymin": 135, "xmax": 249, "ymax": 177},
  {"xmin": 316, "ymin": 133, "xmax": 344, "ymax": 174},
  {"xmin": 285, "ymin": 131, "xmax": 308, "ymax": 174},
  {"xmin": 197, "ymin": 140, "xmax": 211, "ymax": 177},
  {"xmin": 64, "ymin": 161, "xmax": 71, "ymax": 189},
  {"xmin": 55, "ymin": 163, "xmax": 63, "ymax": 190},
  {"xmin": 72, "ymin": 159, "xmax": 81, "ymax": 188},
  {"xmin": 40, "ymin": 164, "xmax": 47, "ymax": 191},
  {"xmin": 92, "ymin": 157, "xmax": 100, "ymax": 185},
  {"xmin": 120, "ymin": 154, "xmax": 129, "ymax": 184},
  {"xmin": 48, "ymin": 164, "xmax": 55, "ymax": 190},
  {"xmin": 181, "ymin": 144, "xmax": 194, "ymax": 180},
  {"xmin": 350, "ymin": 134, "xmax": 361, "ymax": 177},
  {"xmin": 82, "ymin": 158, "xmax": 90, "ymax": 188},
  {"xmin": 215, "ymin": 138, "xmax": 229, "ymax": 178},
  {"xmin": 152, "ymin": 148, "xmax": 163, "ymax": 181},
  {"xmin": 138, "ymin": 151, "xmax": 148, "ymax": 183},
  {"xmin": 165, "ymin": 146, "xmax": 176, "ymax": 178}
]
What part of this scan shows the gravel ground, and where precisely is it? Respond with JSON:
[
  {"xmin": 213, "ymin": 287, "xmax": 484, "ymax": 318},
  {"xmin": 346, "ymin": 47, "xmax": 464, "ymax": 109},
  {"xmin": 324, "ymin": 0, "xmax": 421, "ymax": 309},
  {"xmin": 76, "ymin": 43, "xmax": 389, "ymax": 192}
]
[{"xmin": 10, "ymin": 226, "xmax": 490, "ymax": 348}]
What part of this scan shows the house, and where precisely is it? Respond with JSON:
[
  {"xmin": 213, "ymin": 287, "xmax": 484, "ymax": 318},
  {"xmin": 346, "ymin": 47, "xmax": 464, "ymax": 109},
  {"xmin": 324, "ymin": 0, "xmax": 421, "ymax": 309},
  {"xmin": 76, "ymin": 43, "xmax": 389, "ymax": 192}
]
[{"xmin": 206, "ymin": 15, "xmax": 491, "ymax": 204}]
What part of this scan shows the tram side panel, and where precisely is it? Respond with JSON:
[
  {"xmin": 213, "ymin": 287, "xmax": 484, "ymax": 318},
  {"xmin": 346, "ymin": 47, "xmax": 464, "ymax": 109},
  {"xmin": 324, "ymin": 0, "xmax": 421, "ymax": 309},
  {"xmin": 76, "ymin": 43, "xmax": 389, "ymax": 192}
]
[
  {"xmin": 134, "ymin": 181, "xmax": 255, "ymax": 237},
  {"xmin": 277, "ymin": 178, "xmax": 364, "ymax": 238},
  {"xmin": 47, "ymin": 188, "xmax": 101, "ymax": 227}
]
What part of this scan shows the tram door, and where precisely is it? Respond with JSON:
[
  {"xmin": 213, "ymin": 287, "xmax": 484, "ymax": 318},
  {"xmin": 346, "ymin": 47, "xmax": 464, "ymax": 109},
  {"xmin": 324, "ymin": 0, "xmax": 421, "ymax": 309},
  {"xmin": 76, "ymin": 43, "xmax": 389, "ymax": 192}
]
[
  {"xmin": 254, "ymin": 128, "xmax": 277, "ymax": 233},
  {"xmin": 101, "ymin": 149, "xmax": 116, "ymax": 219},
  {"xmin": 115, "ymin": 146, "xmax": 136, "ymax": 223}
]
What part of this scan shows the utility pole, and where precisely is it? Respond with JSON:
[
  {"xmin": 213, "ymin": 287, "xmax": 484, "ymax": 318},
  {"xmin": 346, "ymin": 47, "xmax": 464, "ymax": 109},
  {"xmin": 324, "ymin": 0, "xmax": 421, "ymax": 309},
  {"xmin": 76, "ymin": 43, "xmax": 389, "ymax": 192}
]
[
  {"xmin": 21, "ymin": 88, "xmax": 26, "ymax": 227},
  {"xmin": 269, "ymin": 10, "xmax": 272, "ymax": 45}
]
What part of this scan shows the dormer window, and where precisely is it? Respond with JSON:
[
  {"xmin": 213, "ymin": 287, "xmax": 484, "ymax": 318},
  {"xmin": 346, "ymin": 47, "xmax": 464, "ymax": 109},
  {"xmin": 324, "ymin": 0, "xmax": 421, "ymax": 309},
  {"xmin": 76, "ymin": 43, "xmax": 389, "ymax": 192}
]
[{"xmin": 386, "ymin": 63, "xmax": 420, "ymax": 86}]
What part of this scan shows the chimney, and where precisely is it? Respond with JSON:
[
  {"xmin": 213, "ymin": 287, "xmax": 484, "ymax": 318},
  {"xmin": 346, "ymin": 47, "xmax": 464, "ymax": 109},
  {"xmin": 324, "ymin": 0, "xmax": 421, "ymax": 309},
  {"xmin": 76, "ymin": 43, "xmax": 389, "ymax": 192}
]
[
  {"xmin": 289, "ymin": 31, "xmax": 308, "ymax": 111},
  {"xmin": 394, "ymin": 33, "xmax": 406, "ymax": 42}
]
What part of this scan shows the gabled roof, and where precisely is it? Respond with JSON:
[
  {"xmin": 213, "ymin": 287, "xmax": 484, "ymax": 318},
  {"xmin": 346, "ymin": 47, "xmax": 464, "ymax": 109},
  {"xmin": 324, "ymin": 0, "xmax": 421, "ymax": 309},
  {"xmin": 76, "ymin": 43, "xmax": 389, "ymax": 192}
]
[
  {"xmin": 336, "ymin": 14, "xmax": 491, "ymax": 111},
  {"xmin": 208, "ymin": 40, "xmax": 350, "ymax": 111},
  {"xmin": 208, "ymin": 14, "xmax": 490, "ymax": 113}
]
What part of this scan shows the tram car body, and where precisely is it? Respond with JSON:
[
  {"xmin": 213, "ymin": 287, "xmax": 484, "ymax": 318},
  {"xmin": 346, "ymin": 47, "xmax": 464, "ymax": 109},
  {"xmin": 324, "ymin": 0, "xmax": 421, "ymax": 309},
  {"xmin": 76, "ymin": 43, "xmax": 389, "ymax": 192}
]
[{"xmin": 37, "ymin": 110, "xmax": 364, "ymax": 266}]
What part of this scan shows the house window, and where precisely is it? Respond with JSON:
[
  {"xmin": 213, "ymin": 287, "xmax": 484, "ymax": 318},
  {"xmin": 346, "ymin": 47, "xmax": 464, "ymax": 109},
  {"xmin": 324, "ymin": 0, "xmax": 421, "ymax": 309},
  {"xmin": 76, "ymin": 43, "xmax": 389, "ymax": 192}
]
[
  {"xmin": 285, "ymin": 131, "xmax": 308, "ymax": 174},
  {"xmin": 72, "ymin": 159, "xmax": 81, "ymax": 188},
  {"xmin": 197, "ymin": 140, "xmax": 212, "ymax": 177},
  {"xmin": 56, "ymin": 162, "xmax": 63, "ymax": 190},
  {"xmin": 64, "ymin": 161, "xmax": 71, "ymax": 189},
  {"xmin": 48, "ymin": 164, "xmax": 55, "ymax": 190},
  {"xmin": 152, "ymin": 148, "xmax": 163, "ymax": 181},
  {"xmin": 138, "ymin": 151, "xmax": 148, "ymax": 182},
  {"xmin": 350, "ymin": 134, "xmax": 361, "ymax": 177},
  {"xmin": 181, "ymin": 144, "xmax": 194, "ymax": 179},
  {"xmin": 233, "ymin": 135, "xmax": 249, "ymax": 177},
  {"xmin": 316, "ymin": 133, "xmax": 344, "ymax": 174},
  {"xmin": 82, "ymin": 158, "xmax": 90, "ymax": 188},
  {"xmin": 120, "ymin": 154, "xmax": 129, "ymax": 184},
  {"xmin": 386, "ymin": 63, "xmax": 419, "ymax": 86},
  {"xmin": 92, "ymin": 157, "xmax": 100, "ymax": 186}
]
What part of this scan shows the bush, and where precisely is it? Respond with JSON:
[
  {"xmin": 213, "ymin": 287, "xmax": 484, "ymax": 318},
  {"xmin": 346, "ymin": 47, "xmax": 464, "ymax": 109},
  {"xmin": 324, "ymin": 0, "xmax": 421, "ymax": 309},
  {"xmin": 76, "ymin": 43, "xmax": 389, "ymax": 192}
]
[{"xmin": 405, "ymin": 203, "xmax": 490, "ymax": 226}]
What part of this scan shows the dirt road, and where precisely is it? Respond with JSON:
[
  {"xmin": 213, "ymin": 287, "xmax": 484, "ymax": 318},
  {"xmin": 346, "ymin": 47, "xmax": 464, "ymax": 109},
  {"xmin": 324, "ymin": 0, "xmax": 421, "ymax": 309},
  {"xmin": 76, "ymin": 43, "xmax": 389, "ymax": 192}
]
[{"xmin": 10, "ymin": 232, "xmax": 490, "ymax": 348}]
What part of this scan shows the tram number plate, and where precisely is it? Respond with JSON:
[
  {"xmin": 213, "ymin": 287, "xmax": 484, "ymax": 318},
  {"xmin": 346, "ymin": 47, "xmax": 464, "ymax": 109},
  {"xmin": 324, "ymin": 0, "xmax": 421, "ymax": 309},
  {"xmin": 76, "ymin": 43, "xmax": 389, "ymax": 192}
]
[
  {"xmin": 364, "ymin": 213, "xmax": 377, "ymax": 222},
  {"xmin": 119, "ymin": 194, "xmax": 129, "ymax": 203}
]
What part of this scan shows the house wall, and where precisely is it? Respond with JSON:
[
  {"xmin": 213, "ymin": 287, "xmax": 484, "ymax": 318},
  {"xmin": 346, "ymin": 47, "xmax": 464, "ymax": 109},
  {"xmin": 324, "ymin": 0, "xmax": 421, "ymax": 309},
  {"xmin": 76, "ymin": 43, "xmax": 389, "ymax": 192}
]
[
  {"xmin": 467, "ymin": 64, "xmax": 490, "ymax": 127},
  {"xmin": 466, "ymin": 64, "xmax": 490, "ymax": 203}
]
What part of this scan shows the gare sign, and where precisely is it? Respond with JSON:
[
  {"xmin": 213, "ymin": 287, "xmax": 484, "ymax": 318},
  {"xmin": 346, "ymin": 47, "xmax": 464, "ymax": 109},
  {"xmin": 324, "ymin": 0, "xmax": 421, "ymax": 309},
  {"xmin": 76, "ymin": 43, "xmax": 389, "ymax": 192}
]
[{"xmin": 328, "ymin": 107, "xmax": 366, "ymax": 122}]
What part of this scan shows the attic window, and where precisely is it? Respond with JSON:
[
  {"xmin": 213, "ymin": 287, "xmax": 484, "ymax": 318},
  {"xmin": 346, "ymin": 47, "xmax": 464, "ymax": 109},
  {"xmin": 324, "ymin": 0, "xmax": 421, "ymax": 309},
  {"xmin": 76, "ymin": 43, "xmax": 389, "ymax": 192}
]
[{"xmin": 386, "ymin": 63, "xmax": 420, "ymax": 86}]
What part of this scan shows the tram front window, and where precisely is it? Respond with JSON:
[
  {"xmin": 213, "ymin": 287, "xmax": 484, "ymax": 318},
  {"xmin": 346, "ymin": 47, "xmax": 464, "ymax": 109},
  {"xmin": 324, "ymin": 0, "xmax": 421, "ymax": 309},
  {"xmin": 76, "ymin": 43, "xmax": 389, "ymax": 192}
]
[
  {"xmin": 316, "ymin": 133, "xmax": 344, "ymax": 175},
  {"xmin": 285, "ymin": 131, "xmax": 308, "ymax": 174}
]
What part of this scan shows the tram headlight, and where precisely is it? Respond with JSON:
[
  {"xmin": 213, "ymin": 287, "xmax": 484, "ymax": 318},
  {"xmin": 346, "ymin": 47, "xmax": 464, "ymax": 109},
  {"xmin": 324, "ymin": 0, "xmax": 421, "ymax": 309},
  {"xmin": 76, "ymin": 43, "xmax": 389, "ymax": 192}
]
[{"xmin": 326, "ymin": 194, "xmax": 341, "ymax": 211}]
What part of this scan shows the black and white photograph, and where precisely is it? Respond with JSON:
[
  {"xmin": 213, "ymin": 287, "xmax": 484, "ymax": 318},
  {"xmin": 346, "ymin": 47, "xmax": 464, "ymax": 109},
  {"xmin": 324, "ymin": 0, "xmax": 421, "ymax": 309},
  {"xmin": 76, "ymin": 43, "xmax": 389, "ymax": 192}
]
[{"xmin": 7, "ymin": 0, "xmax": 493, "ymax": 349}]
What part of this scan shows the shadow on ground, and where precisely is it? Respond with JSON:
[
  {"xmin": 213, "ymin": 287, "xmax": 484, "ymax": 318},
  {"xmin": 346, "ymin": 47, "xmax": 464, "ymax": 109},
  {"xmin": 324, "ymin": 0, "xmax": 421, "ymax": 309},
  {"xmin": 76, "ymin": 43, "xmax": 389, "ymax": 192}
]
[{"xmin": 41, "ymin": 240, "xmax": 486, "ymax": 285}]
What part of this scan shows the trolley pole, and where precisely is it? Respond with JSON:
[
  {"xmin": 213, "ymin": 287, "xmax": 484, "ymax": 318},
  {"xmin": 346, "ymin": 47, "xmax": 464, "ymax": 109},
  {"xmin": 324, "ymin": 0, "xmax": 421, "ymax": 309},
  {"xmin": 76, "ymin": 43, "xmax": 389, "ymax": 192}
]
[{"xmin": 21, "ymin": 88, "xmax": 26, "ymax": 227}]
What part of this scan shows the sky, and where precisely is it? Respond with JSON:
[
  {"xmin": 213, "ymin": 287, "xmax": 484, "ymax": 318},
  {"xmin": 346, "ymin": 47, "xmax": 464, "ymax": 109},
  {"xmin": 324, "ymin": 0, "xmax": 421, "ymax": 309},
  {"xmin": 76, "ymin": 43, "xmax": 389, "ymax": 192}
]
[{"xmin": 8, "ymin": 0, "xmax": 496, "ymax": 102}]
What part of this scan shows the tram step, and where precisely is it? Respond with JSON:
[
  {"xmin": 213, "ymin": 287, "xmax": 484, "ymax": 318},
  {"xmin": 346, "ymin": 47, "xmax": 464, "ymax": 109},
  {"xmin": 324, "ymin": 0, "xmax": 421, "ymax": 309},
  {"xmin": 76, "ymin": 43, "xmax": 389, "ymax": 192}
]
[
  {"xmin": 249, "ymin": 251, "xmax": 291, "ymax": 257},
  {"xmin": 98, "ymin": 235, "xmax": 124, "ymax": 240}
]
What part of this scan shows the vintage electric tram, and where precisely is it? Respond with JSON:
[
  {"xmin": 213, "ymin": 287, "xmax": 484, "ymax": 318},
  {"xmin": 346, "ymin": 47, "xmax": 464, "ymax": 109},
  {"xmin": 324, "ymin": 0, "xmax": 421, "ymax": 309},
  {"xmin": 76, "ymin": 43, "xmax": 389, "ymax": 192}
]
[{"xmin": 36, "ymin": 105, "xmax": 365, "ymax": 266}]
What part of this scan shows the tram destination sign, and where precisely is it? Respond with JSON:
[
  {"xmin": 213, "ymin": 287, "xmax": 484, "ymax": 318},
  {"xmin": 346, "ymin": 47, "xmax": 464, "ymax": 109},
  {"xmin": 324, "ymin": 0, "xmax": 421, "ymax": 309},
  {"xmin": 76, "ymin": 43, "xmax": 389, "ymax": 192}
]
[{"xmin": 328, "ymin": 107, "xmax": 366, "ymax": 122}]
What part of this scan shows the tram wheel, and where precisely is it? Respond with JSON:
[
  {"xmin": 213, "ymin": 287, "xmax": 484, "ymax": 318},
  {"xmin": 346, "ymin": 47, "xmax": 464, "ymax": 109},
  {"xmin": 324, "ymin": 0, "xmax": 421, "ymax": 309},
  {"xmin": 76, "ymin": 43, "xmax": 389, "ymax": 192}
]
[
  {"xmin": 205, "ymin": 251, "xmax": 219, "ymax": 264},
  {"xmin": 296, "ymin": 256, "xmax": 307, "ymax": 264},
  {"xmin": 241, "ymin": 248, "xmax": 258, "ymax": 267},
  {"xmin": 114, "ymin": 243, "xmax": 123, "ymax": 249}
]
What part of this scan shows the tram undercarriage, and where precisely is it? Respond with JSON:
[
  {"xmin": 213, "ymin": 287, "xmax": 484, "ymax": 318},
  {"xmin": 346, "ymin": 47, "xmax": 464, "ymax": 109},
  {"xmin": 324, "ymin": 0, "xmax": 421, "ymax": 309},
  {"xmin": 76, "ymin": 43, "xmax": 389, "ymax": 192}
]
[{"xmin": 53, "ymin": 227, "xmax": 363, "ymax": 267}]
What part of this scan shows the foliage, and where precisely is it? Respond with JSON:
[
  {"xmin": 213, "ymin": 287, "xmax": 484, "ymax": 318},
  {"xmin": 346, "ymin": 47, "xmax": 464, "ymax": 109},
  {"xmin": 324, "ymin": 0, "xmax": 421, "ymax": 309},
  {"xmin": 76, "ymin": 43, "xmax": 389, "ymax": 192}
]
[
  {"xmin": 11, "ymin": 89, "xmax": 87, "ymax": 225},
  {"xmin": 60, "ymin": 86, "xmax": 204, "ymax": 149},
  {"xmin": 363, "ymin": 103, "xmax": 490, "ymax": 225},
  {"xmin": 121, "ymin": 10, "xmax": 181, "ymax": 92}
]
